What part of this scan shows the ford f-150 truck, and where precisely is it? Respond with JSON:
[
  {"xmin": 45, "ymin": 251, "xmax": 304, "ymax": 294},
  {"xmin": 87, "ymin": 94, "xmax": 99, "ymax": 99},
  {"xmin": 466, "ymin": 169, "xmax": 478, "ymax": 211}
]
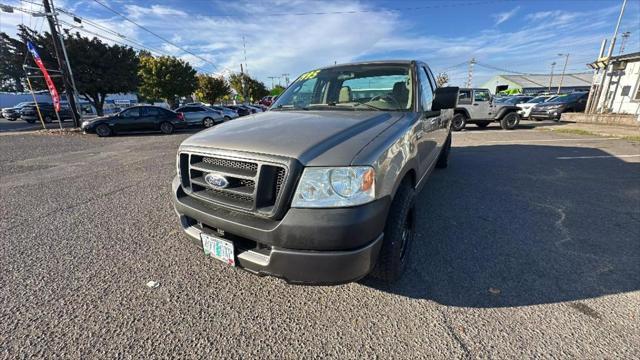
[{"xmin": 172, "ymin": 60, "xmax": 459, "ymax": 284}]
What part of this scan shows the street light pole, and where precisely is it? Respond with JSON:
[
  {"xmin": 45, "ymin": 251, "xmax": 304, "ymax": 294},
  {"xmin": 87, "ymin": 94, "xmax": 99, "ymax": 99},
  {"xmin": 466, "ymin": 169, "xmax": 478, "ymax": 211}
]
[
  {"xmin": 548, "ymin": 62, "xmax": 556, "ymax": 93},
  {"xmin": 557, "ymin": 53, "xmax": 569, "ymax": 95}
]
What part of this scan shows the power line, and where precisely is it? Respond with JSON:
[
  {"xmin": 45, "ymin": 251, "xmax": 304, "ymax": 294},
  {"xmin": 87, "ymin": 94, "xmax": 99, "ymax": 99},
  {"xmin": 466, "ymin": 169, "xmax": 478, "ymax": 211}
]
[
  {"xmin": 57, "ymin": 19, "xmax": 214, "ymax": 74},
  {"xmin": 91, "ymin": 0, "xmax": 219, "ymax": 72}
]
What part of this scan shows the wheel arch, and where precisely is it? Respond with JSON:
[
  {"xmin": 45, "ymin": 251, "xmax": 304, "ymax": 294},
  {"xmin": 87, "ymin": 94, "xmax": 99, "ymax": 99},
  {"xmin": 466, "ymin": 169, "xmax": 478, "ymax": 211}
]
[{"xmin": 454, "ymin": 108, "xmax": 470, "ymax": 118}]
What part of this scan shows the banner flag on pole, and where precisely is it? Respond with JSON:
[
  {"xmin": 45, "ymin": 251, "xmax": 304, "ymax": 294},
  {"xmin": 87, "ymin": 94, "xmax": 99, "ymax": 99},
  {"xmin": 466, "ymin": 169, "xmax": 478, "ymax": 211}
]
[{"xmin": 26, "ymin": 41, "xmax": 61, "ymax": 112}]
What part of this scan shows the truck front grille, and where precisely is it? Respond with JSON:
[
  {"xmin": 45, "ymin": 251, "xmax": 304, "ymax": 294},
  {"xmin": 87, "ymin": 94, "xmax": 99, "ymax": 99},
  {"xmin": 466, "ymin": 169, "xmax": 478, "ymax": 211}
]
[{"xmin": 179, "ymin": 151, "xmax": 296, "ymax": 218}]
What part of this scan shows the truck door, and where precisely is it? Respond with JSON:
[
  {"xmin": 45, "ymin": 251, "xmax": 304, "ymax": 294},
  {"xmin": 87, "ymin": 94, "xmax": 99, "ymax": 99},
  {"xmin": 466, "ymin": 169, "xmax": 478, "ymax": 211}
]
[
  {"xmin": 469, "ymin": 89, "xmax": 492, "ymax": 120},
  {"xmin": 416, "ymin": 65, "xmax": 440, "ymax": 177}
]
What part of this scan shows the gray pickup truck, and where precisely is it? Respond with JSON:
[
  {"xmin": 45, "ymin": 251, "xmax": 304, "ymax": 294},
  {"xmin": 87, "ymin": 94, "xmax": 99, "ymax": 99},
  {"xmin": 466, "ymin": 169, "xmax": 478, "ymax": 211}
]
[{"xmin": 172, "ymin": 60, "xmax": 458, "ymax": 284}]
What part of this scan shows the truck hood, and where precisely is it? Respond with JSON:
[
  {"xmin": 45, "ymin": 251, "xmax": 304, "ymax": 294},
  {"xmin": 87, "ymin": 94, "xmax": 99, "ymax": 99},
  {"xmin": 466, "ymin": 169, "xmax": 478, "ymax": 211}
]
[{"xmin": 180, "ymin": 110, "xmax": 405, "ymax": 166}]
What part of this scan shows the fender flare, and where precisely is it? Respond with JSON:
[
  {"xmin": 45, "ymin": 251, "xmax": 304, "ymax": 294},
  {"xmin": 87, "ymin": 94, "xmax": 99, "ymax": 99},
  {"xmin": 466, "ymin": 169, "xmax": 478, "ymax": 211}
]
[
  {"xmin": 454, "ymin": 107, "xmax": 470, "ymax": 119},
  {"xmin": 495, "ymin": 106, "xmax": 519, "ymax": 120}
]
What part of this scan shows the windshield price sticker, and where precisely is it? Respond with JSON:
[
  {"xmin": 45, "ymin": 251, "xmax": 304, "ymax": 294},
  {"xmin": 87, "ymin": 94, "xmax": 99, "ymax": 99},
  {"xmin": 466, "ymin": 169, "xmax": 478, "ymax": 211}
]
[{"xmin": 298, "ymin": 70, "xmax": 320, "ymax": 81}]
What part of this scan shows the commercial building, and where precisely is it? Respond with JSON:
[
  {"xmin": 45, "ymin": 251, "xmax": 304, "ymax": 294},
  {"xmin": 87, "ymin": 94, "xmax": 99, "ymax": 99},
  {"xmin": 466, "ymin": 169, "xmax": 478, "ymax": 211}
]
[
  {"xmin": 587, "ymin": 51, "xmax": 640, "ymax": 115},
  {"xmin": 481, "ymin": 73, "xmax": 592, "ymax": 95}
]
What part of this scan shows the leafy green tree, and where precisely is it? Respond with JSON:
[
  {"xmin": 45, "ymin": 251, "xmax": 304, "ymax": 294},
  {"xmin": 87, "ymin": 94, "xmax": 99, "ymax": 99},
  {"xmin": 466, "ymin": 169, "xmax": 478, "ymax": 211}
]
[
  {"xmin": 195, "ymin": 74, "xmax": 230, "ymax": 105},
  {"xmin": 1, "ymin": 26, "xmax": 62, "ymax": 92},
  {"xmin": 270, "ymin": 85, "xmax": 286, "ymax": 96},
  {"xmin": 228, "ymin": 73, "xmax": 269, "ymax": 102},
  {"xmin": 64, "ymin": 31, "xmax": 139, "ymax": 115},
  {"xmin": 138, "ymin": 55, "xmax": 197, "ymax": 108}
]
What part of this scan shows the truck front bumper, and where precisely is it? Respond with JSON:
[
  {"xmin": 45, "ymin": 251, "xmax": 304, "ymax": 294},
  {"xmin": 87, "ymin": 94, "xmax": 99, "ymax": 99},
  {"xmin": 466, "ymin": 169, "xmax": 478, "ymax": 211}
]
[{"xmin": 171, "ymin": 176, "xmax": 388, "ymax": 285}]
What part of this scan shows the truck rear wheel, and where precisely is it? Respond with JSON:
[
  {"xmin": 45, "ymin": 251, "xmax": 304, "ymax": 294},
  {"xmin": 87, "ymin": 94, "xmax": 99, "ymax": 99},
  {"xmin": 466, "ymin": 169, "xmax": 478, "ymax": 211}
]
[
  {"xmin": 500, "ymin": 112, "xmax": 520, "ymax": 130},
  {"xmin": 452, "ymin": 113, "xmax": 466, "ymax": 131},
  {"xmin": 370, "ymin": 179, "xmax": 416, "ymax": 283}
]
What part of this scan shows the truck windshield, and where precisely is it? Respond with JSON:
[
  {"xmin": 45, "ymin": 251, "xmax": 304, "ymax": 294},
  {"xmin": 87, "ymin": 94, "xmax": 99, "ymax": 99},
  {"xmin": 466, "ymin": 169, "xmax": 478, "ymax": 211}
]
[{"xmin": 272, "ymin": 64, "xmax": 413, "ymax": 111}]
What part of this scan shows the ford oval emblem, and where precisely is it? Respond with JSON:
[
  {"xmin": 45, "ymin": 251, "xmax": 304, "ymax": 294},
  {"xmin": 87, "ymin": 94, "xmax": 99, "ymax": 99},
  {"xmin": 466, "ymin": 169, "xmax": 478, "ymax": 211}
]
[{"xmin": 204, "ymin": 172, "xmax": 229, "ymax": 189}]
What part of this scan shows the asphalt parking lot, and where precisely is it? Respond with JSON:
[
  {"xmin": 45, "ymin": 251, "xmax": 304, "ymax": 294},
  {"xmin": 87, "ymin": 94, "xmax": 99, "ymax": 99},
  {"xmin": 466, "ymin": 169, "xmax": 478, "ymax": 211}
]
[{"xmin": 1, "ymin": 124, "xmax": 639, "ymax": 358}]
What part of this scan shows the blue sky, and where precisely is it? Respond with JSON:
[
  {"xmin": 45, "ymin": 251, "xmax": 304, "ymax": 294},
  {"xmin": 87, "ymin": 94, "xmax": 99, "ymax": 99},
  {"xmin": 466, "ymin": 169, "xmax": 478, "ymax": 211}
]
[{"xmin": 2, "ymin": 0, "xmax": 639, "ymax": 87}]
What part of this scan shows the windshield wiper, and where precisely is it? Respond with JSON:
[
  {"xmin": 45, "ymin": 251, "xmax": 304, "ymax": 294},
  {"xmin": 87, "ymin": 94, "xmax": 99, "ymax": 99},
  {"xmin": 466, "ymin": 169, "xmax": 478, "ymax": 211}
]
[{"xmin": 352, "ymin": 102, "xmax": 386, "ymax": 111}]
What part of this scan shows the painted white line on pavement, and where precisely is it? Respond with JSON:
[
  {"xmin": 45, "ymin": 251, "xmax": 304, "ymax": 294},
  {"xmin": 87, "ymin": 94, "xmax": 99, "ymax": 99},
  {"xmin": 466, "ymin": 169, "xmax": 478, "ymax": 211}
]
[
  {"xmin": 485, "ymin": 137, "xmax": 620, "ymax": 144},
  {"xmin": 556, "ymin": 154, "xmax": 640, "ymax": 160}
]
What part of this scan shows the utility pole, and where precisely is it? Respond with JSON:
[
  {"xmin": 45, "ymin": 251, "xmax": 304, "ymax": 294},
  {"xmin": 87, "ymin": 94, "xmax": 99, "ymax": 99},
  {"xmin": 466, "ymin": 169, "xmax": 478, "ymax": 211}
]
[
  {"xmin": 242, "ymin": 35, "xmax": 248, "ymax": 75},
  {"xmin": 240, "ymin": 63, "xmax": 247, "ymax": 103},
  {"xmin": 282, "ymin": 73, "xmax": 290, "ymax": 87},
  {"xmin": 599, "ymin": 0, "xmax": 628, "ymax": 113},
  {"xmin": 42, "ymin": 0, "xmax": 80, "ymax": 127},
  {"xmin": 268, "ymin": 76, "xmax": 277, "ymax": 89},
  {"xmin": 465, "ymin": 58, "xmax": 476, "ymax": 88},
  {"xmin": 619, "ymin": 31, "xmax": 631, "ymax": 54},
  {"xmin": 548, "ymin": 62, "xmax": 556, "ymax": 93},
  {"xmin": 557, "ymin": 53, "xmax": 569, "ymax": 94}
]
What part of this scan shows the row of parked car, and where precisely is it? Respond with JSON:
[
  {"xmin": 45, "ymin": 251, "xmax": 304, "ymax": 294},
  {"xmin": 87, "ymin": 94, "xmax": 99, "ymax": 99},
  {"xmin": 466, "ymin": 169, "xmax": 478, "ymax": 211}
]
[
  {"xmin": 496, "ymin": 92, "xmax": 589, "ymax": 121},
  {"xmin": 1, "ymin": 101, "xmax": 75, "ymax": 123}
]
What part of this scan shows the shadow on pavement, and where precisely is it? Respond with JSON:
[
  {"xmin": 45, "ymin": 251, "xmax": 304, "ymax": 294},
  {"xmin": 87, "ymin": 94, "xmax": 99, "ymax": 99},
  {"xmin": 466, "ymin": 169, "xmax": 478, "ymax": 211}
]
[
  {"xmin": 363, "ymin": 144, "xmax": 640, "ymax": 308},
  {"xmin": 458, "ymin": 120, "xmax": 563, "ymax": 132}
]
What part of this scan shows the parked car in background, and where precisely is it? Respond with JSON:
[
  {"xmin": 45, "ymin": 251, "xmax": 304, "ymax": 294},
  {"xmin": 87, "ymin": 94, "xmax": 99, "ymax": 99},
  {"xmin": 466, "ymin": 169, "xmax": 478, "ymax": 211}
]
[
  {"xmin": 453, "ymin": 88, "xmax": 521, "ymax": 130},
  {"xmin": 529, "ymin": 92, "xmax": 589, "ymax": 121},
  {"xmin": 259, "ymin": 96, "xmax": 274, "ymax": 106},
  {"xmin": 20, "ymin": 103, "xmax": 73, "ymax": 123},
  {"xmin": 81, "ymin": 105, "xmax": 185, "ymax": 137},
  {"xmin": 517, "ymin": 95, "xmax": 560, "ymax": 119},
  {"xmin": 245, "ymin": 104, "xmax": 263, "ymax": 113},
  {"xmin": 1, "ymin": 102, "xmax": 33, "ymax": 121},
  {"xmin": 500, "ymin": 96, "xmax": 534, "ymax": 105},
  {"xmin": 209, "ymin": 106, "xmax": 240, "ymax": 121},
  {"xmin": 225, "ymin": 105, "xmax": 252, "ymax": 116},
  {"xmin": 175, "ymin": 105, "xmax": 225, "ymax": 128}
]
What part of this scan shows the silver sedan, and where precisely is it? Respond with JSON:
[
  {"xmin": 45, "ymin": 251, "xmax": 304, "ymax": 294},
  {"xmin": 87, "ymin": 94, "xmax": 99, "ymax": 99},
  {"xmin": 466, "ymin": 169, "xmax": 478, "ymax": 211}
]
[{"xmin": 175, "ymin": 105, "xmax": 225, "ymax": 128}]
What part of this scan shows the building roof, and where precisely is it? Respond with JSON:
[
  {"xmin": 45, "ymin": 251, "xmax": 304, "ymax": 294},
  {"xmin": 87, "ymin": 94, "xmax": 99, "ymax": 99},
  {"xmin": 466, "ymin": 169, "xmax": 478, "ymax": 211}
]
[
  {"xmin": 610, "ymin": 51, "xmax": 640, "ymax": 62},
  {"xmin": 497, "ymin": 73, "xmax": 592, "ymax": 89}
]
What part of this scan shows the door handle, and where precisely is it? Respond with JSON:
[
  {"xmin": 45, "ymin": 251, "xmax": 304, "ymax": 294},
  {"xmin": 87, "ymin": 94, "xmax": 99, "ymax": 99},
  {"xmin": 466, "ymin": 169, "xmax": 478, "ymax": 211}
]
[{"xmin": 473, "ymin": 103, "xmax": 479, "ymax": 106}]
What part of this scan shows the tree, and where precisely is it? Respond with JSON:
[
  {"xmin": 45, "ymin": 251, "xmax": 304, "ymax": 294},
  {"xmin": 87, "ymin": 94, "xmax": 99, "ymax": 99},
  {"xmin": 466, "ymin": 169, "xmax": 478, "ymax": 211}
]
[
  {"xmin": 270, "ymin": 85, "xmax": 286, "ymax": 96},
  {"xmin": 436, "ymin": 72, "xmax": 449, "ymax": 87},
  {"xmin": 228, "ymin": 73, "xmax": 269, "ymax": 102},
  {"xmin": 138, "ymin": 55, "xmax": 197, "ymax": 108},
  {"xmin": 195, "ymin": 74, "xmax": 230, "ymax": 105},
  {"xmin": 1, "ymin": 25, "xmax": 62, "ymax": 92},
  {"xmin": 64, "ymin": 31, "xmax": 139, "ymax": 116}
]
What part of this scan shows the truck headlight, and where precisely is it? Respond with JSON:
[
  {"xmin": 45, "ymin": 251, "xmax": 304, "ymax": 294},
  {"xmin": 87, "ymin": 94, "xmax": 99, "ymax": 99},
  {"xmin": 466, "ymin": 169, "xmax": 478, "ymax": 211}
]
[{"xmin": 292, "ymin": 166, "xmax": 375, "ymax": 208}]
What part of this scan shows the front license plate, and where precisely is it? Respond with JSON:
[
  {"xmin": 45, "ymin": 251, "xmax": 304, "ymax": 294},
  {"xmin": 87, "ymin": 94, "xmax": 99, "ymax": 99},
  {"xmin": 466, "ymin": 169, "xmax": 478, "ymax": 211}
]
[{"xmin": 201, "ymin": 232, "xmax": 235, "ymax": 266}]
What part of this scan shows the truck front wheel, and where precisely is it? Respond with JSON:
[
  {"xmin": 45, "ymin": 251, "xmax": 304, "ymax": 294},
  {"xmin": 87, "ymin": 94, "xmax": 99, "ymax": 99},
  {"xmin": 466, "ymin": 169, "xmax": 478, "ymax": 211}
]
[
  {"xmin": 370, "ymin": 179, "xmax": 416, "ymax": 283},
  {"xmin": 500, "ymin": 112, "xmax": 520, "ymax": 130},
  {"xmin": 452, "ymin": 113, "xmax": 466, "ymax": 131}
]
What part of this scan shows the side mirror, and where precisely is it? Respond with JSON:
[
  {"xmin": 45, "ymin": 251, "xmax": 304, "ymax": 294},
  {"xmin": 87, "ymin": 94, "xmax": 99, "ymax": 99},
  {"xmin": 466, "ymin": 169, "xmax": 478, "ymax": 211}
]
[{"xmin": 432, "ymin": 87, "xmax": 459, "ymax": 111}]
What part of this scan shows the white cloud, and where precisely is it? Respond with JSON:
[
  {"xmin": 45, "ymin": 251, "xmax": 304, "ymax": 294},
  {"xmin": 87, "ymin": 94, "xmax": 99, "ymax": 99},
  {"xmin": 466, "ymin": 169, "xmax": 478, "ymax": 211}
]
[
  {"xmin": 493, "ymin": 6, "xmax": 520, "ymax": 25},
  {"xmin": 125, "ymin": 4, "xmax": 187, "ymax": 18},
  {"xmin": 2, "ymin": 0, "xmax": 638, "ymax": 88}
]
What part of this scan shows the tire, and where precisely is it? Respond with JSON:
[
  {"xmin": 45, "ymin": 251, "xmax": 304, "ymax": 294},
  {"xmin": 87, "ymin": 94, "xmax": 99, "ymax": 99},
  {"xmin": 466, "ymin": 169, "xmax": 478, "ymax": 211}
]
[
  {"xmin": 452, "ymin": 113, "xmax": 467, "ymax": 131},
  {"xmin": 203, "ymin": 117, "xmax": 215, "ymax": 128},
  {"xmin": 160, "ymin": 122, "xmax": 174, "ymax": 134},
  {"xmin": 95, "ymin": 124, "xmax": 112, "ymax": 137},
  {"xmin": 369, "ymin": 179, "xmax": 416, "ymax": 283},
  {"xmin": 436, "ymin": 132, "xmax": 451, "ymax": 169},
  {"xmin": 500, "ymin": 112, "xmax": 520, "ymax": 130},
  {"xmin": 476, "ymin": 121, "xmax": 490, "ymax": 128},
  {"xmin": 25, "ymin": 118, "xmax": 35, "ymax": 123},
  {"xmin": 224, "ymin": 116, "xmax": 231, "ymax": 121},
  {"xmin": 7, "ymin": 118, "xmax": 16, "ymax": 122}
]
